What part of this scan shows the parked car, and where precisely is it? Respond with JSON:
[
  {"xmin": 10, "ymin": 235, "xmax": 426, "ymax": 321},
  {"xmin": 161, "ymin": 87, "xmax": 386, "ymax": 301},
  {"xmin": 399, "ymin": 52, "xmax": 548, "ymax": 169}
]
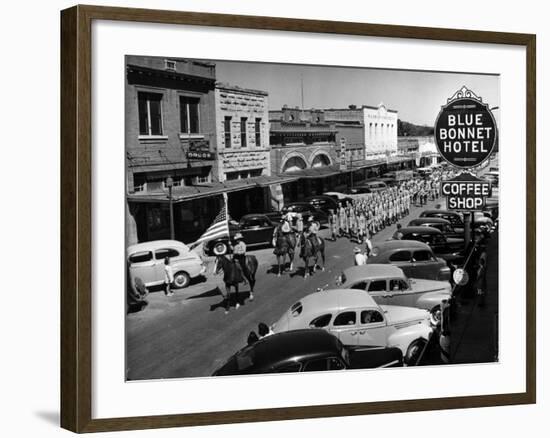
[
  {"xmin": 356, "ymin": 180, "xmax": 388, "ymax": 193},
  {"xmin": 271, "ymin": 289, "xmax": 433, "ymax": 365},
  {"xmin": 397, "ymin": 226, "xmax": 464, "ymax": 262},
  {"xmin": 204, "ymin": 214, "xmax": 277, "ymax": 256},
  {"xmin": 213, "ymin": 329, "xmax": 403, "ymax": 376},
  {"xmin": 367, "ymin": 240, "xmax": 451, "ymax": 282},
  {"xmin": 322, "ymin": 191, "xmax": 354, "ymax": 206},
  {"xmin": 336, "ymin": 264, "xmax": 451, "ymax": 325},
  {"xmin": 304, "ymin": 195, "xmax": 339, "ymax": 214},
  {"xmin": 127, "ymin": 240, "xmax": 206, "ymax": 290},
  {"xmin": 281, "ymin": 202, "xmax": 328, "ymax": 224},
  {"xmin": 419, "ymin": 210, "xmax": 465, "ymax": 230},
  {"xmin": 407, "ymin": 217, "xmax": 463, "ymax": 239}
]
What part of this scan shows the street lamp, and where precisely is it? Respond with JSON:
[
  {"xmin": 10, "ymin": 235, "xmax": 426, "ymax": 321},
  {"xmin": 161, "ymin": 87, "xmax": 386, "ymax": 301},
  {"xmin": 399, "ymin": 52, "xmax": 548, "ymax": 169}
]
[{"xmin": 166, "ymin": 176, "xmax": 175, "ymax": 240}]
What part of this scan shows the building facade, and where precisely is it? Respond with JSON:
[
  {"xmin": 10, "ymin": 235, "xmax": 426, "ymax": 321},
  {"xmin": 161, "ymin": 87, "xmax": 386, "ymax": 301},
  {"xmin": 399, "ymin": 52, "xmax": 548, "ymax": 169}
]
[
  {"xmin": 215, "ymin": 84, "xmax": 270, "ymax": 182},
  {"xmin": 269, "ymin": 107, "xmax": 342, "ymax": 200},
  {"xmin": 325, "ymin": 103, "xmax": 398, "ymax": 160},
  {"xmin": 126, "ymin": 56, "xmax": 218, "ymax": 193}
]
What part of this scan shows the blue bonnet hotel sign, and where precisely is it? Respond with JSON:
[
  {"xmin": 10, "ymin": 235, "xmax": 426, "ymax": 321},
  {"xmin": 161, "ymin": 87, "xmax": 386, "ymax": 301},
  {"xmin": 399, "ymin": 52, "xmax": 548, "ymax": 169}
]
[{"xmin": 434, "ymin": 86, "xmax": 497, "ymax": 168}]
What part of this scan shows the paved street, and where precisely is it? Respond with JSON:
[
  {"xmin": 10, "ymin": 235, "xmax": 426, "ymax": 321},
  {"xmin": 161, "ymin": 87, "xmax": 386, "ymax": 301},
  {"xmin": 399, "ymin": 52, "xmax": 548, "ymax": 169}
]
[{"xmin": 126, "ymin": 195, "xmax": 455, "ymax": 380}]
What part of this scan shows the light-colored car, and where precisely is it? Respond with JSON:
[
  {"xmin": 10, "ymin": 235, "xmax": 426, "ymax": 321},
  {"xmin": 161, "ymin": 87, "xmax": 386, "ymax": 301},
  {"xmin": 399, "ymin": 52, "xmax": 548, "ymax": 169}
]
[
  {"xmin": 271, "ymin": 289, "xmax": 433, "ymax": 365},
  {"xmin": 337, "ymin": 264, "xmax": 451, "ymax": 325},
  {"xmin": 127, "ymin": 240, "xmax": 206, "ymax": 291}
]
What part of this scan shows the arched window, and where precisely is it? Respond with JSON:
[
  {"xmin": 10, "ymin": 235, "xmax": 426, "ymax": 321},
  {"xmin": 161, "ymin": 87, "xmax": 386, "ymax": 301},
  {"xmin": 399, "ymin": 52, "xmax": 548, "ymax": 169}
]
[
  {"xmin": 282, "ymin": 156, "xmax": 307, "ymax": 173},
  {"xmin": 311, "ymin": 154, "xmax": 330, "ymax": 168}
]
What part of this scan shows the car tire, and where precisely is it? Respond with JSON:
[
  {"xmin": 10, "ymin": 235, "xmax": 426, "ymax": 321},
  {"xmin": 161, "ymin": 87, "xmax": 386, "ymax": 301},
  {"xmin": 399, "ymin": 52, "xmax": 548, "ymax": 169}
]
[
  {"xmin": 173, "ymin": 271, "xmax": 191, "ymax": 289},
  {"xmin": 404, "ymin": 338, "xmax": 428, "ymax": 366},
  {"xmin": 212, "ymin": 241, "xmax": 228, "ymax": 256},
  {"xmin": 430, "ymin": 305, "xmax": 442, "ymax": 326}
]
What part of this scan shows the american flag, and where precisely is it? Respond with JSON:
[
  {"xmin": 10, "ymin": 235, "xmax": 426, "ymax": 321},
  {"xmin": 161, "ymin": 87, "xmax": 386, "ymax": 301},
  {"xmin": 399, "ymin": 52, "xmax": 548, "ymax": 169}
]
[{"xmin": 190, "ymin": 194, "xmax": 229, "ymax": 248}]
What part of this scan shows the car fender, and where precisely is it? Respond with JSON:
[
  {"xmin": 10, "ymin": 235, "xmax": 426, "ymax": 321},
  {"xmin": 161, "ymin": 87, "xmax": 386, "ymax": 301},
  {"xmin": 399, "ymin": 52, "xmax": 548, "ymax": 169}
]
[
  {"xmin": 416, "ymin": 292, "xmax": 451, "ymax": 311},
  {"xmin": 387, "ymin": 323, "xmax": 432, "ymax": 355}
]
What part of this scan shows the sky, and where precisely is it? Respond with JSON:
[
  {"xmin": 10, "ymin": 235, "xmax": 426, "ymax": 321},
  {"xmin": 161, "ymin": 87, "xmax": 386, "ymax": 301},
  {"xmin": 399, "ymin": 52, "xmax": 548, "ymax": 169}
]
[{"xmin": 206, "ymin": 59, "xmax": 500, "ymax": 126}]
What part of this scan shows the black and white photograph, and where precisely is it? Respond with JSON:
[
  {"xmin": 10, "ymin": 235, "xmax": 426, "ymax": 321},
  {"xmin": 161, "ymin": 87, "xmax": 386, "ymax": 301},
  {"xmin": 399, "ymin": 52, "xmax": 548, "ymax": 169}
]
[{"xmin": 125, "ymin": 55, "xmax": 500, "ymax": 380}]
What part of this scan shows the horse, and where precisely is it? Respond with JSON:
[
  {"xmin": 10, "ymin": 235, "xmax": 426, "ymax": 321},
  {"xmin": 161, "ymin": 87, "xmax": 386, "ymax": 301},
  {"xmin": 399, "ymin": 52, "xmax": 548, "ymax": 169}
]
[
  {"xmin": 214, "ymin": 254, "xmax": 258, "ymax": 311},
  {"xmin": 272, "ymin": 228, "xmax": 297, "ymax": 276},
  {"xmin": 299, "ymin": 233, "xmax": 326, "ymax": 279}
]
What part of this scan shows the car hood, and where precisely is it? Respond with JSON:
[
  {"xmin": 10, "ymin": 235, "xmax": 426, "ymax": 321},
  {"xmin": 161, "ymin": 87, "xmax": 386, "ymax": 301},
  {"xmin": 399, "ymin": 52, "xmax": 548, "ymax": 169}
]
[
  {"xmin": 380, "ymin": 305, "xmax": 430, "ymax": 326},
  {"xmin": 409, "ymin": 278, "xmax": 451, "ymax": 295}
]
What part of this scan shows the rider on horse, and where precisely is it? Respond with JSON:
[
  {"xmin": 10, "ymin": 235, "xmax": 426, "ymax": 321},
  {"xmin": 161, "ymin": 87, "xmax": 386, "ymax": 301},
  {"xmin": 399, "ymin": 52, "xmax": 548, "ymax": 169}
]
[
  {"xmin": 231, "ymin": 232, "xmax": 248, "ymax": 283},
  {"xmin": 273, "ymin": 215, "xmax": 293, "ymax": 253},
  {"xmin": 307, "ymin": 216, "xmax": 321, "ymax": 253}
]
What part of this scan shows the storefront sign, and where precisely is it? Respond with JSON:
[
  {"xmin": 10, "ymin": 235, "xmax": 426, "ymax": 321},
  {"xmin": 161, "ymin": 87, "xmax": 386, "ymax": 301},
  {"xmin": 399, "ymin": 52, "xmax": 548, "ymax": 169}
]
[
  {"xmin": 339, "ymin": 137, "xmax": 347, "ymax": 171},
  {"xmin": 221, "ymin": 151, "xmax": 269, "ymax": 170},
  {"xmin": 441, "ymin": 172, "xmax": 492, "ymax": 210},
  {"xmin": 435, "ymin": 86, "xmax": 497, "ymax": 168},
  {"xmin": 187, "ymin": 151, "xmax": 214, "ymax": 160}
]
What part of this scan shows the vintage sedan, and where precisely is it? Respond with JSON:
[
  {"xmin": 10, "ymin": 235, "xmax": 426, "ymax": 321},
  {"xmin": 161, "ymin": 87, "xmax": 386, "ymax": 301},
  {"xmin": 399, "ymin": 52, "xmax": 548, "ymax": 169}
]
[
  {"xmin": 304, "ymin": 195, "xmax": 339, "ymax": 214},
  {"xmin": 367, "ymin": 240, "xmax": 451, "ymax": 282},
  {"xmin": 271, "ymin": 289, "xmax": 433, "ymax": 365},
  {"xmin": 419, "ymin": 209, "xmax": 465, "ymax": 231},
  {"xmin": 337, "ymin": 264, "xmax": 451, "ymax": 325},
  {"xmin": 205, "ymin": 214, "xmax": 276, "ymax": 256},
  {"xmin": 213, "ymin": 329, "xmax": 403, "ymax": 376},
  {"xmin": 127, "ymin": 240, "xmax": 206, "ymax": 290},
  {"xmin": 407, "ymin": 217, "xmax": 463, "ymax": 240},
  {"xmin": 397, "ymin": 226, "xmax": 464, "ymax": 262},
  {"xmin": 281, "ymin": 202, "xmax": 328, "ymax": 224}
]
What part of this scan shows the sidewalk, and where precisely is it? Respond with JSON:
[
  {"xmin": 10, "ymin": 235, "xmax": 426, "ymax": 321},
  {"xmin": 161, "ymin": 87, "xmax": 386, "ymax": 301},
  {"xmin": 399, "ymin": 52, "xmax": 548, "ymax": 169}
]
[{"xmin": 450, "ymin": 231, "xmax": 499, "ymax": 364}]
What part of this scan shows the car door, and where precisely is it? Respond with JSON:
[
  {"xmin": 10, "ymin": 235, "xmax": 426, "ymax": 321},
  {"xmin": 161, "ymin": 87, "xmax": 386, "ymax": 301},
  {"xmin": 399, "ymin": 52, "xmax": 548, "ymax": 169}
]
[
  {"xmin": 387, "ymin": 250, "xmax": 413, "ymax": 277},
  {"xmin": 355, "ymin": 309, "xmax": 388, "ymax": 347},
  {"xmin": 411, "ymin": 249, "xmax": 438, "ymax": 280},
  {"xmin": 128, "ymin": 251, "xmax": 156, "ymax": 285},
  {"xmin": 365, "ymin": 279, "xmax": 390, "ymax": 304},
  {"xmin": 239, "ymin": 218, "xmax": 261, "ymax": 245},
  {"xmin": 329, "ymin": 310, "xmax": 359, "ymax": 346},
  {"xmin": 257, "ymin": 218, "xmax": 275, "ymax": 244},
  {"xmin": 387, "ymin": 278, "xmax": 415, "ymax": 307}
]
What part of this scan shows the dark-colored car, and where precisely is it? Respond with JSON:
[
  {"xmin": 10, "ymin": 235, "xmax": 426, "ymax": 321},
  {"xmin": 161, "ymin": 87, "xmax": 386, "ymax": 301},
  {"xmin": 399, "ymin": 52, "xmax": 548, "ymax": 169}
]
[
  {"xmin": 397, "ymin": 226, "xmax": 464, "ymax": 262},
  {"xmin": 304, "ymin": 195, "xmax": 339, "ymax": 214},
  {"xmin": 367, "ymin": 240, "xmax": 451, "ymax": 281},
  {"xmin": 419, "ymin": 210, "xmax": 465, "ymax": 231},
  {"xmin": 205, "ymin": 214, "xmax": 276, "ymax": 256},
  {"xmin": 213, "ymin": 329, "xmax": 403, "ymax": 376},
  {"xmin": 281, "ymin": 202, "xmax": 328, "ymax": 224},
  {"xmin": 408, "ymin": 217, "xmax": 463, "ymax": 240}
]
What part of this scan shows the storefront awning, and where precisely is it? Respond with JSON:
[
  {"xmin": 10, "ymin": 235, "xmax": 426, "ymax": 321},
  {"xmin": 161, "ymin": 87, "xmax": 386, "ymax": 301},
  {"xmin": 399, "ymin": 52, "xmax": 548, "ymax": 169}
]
[{"xmin": 127, "ymin": 175, "xmax": 299, "ymax": 204}]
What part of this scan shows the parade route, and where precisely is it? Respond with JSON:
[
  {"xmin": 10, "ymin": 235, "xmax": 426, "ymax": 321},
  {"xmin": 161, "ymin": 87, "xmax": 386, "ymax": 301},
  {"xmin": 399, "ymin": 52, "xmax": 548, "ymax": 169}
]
[{"xmin": 126, "ymin": 195, "xmax": 449, "ymax": 380}]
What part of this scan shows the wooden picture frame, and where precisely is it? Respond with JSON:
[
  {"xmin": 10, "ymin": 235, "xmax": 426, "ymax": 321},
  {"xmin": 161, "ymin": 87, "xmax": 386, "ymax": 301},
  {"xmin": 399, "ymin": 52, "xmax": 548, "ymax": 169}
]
[{"xmin": 60, "ymin": 4, "xmax": 536, "ymax": 433}]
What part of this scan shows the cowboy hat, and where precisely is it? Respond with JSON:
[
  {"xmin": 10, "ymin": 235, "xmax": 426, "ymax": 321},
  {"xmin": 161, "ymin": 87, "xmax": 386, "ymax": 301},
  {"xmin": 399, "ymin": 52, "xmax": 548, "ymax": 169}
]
[
  {"xmin": 353, "ymin": 247, "xmax": 362, "ymax": 253},
  {"xmin": 234, "ymin": 232, "xmax": 244, "ymax": 240}
]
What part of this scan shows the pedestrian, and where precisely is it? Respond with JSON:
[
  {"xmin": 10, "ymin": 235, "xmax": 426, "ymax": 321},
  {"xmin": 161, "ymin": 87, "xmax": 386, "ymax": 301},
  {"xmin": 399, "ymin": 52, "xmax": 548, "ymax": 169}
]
[
  {"xmin": 364, "ymin": 234, "xmax": 373, "ymax": 258},
  {"xmin": 328, "ymin": 209, "xmax": 338, "ymax": 241},
  {"xmin": 392, "ymin": 223, "xmax": 404, "ymax": 240},
  {"xmin": 258, "ymin": 322, "xmax": 274, "ymax": 339},
  {"xmin": 353, "ymin": 246, "xmax": 367, "ymax": 266},
  {"xmin": 163, "ymin": 257, "xmax": 174, "ymax": 296}
]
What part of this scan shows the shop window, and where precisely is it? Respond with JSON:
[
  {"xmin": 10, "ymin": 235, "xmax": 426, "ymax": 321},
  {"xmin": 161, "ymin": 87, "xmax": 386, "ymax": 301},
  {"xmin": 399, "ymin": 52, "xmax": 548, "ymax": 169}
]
[
  {"xmin": 138, "ymin": 92, "xmax": 163, "ymax": 136},
  {"xmin": 179, "ymin": 96, "xmax": 200, "ymax": 134}
]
